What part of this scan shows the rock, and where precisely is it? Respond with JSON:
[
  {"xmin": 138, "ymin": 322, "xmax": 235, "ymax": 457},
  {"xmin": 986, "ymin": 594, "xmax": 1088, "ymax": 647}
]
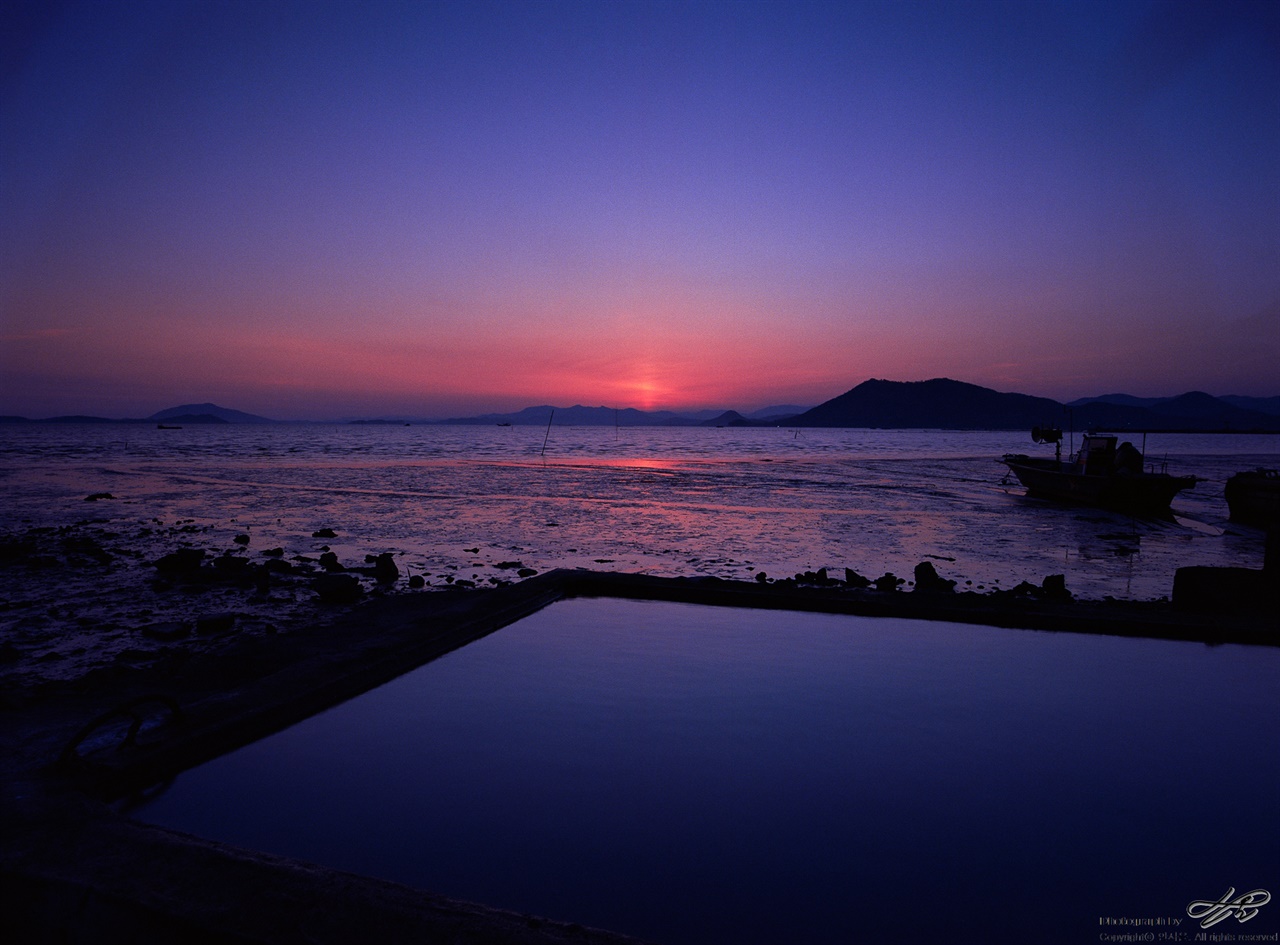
[
  {"xmin": 0, "ymin": 537, "xmax": 36, "ymax": 562},
  {"xmin": 408, "ymin": 574, "xmax": 426, "ymax": 588},
  {"xmin": 794, "ymin": 570, "xmax": 835, "ymax": 585},
  {"xmin": 913, "ymin": 561, "xmax": 956, "ymax": 594},
  {"xmin": 993, "ymin": 581, "xmax": 1040, "ymax": 600},
  {"xmin": 844, "ymin": 568, "xmax": 871, "ymax": 588},
  {"xmin": 873, "ymin": 572, "xmax": 903, "ymax": 592},
  {"xmin": 233, "ymin": 534, "xmax": 250, "ymax": 545},
  {"xmin": 84, "ymin": 492, "xmax": 114, "ymax": 501},
  {"xmin": 1040, "ymin": 574, "xmax": 1071, "ymax": 601},
  {"xmin": 313, "ymin": 573, "xmax": 363, "ymax": 603},
  {"xmin": 62, "ymin": 536, "xmax": 113, "ymax": 565},
  {"xmin": 117, "ymin": 648, "xmax": 162, "ymax": 663},
  {"xmin": 517, "ymin": 568, "xmax": 538, "ymax": 578},
  {"xmin": 262, "ymin": 547, "xmax": 285, "ymax": 557},
  {"xmin": 319, "ymin": 551, "xmax": 343, "ymax": 572},
  {"xmin": 313, "ymin": 528, "xmax": 338, "ymax": 539},
  {"xmin": 373, "ymin": 552, "xmax": 399, "ymax": 583},
  {"xmin": 755, "ymin": 571, "xmax": 768, "ymax": 583},
  {"xmin": 196, "ymin": 612, "xmax": 237, "ymax": 635},
  {"xmin": 154, "ymin": 548, "xmax": 206, "ymax": 573},
  {"xmin": 140, "ymin": 622, "xmax": 191, "ymax": 642},
  {"xmin": 1173, "ymin": 566, "xmax": 1273, "ymax": 615},
  {"xmin": 213, "ymin": 553, "xmax": 249, "ymax": 573}
]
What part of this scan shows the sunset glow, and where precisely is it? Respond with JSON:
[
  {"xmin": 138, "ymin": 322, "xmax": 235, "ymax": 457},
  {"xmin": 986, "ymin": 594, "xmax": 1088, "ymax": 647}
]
[{"xmin": 2, "ymin": 0, "xmax": 1277, "ymax": 420}]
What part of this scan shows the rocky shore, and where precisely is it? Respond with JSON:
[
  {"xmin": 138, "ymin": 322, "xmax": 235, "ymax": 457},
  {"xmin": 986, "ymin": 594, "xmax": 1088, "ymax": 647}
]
[{"xmin": 2, "ymin": 519, "xmax": 1276, "ymax": 943}]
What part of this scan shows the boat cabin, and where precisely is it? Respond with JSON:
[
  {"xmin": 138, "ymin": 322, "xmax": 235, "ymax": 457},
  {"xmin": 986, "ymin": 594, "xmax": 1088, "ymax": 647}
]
[{"xmin": 1076, "ymin": 434, "xmax": 1142, "ymax": 475}]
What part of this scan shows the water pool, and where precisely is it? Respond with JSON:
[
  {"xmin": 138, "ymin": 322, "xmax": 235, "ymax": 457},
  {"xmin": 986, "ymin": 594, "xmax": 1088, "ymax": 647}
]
[{"xmin": 132, "ymin": 598, "xmax": 1280, "ymax": 944}]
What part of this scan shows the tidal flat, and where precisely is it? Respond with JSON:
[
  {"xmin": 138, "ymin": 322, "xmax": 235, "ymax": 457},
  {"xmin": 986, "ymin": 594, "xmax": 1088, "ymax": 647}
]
[{"xmin": 2, "ymin": 424, "xmax": 1274, "ymax": 696}]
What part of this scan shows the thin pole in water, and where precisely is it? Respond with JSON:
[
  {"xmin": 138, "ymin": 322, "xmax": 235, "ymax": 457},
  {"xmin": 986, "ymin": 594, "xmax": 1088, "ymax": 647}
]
[{"xmin": 541, "ymin": 408, "xmax": 554, "ymax": 456}]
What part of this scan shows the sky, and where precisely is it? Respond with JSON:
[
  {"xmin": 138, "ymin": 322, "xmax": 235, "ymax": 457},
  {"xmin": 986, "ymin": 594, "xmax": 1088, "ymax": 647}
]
[{"xmin": 2, "ymin": 0, "xmax": 1278, "ymax": 420}]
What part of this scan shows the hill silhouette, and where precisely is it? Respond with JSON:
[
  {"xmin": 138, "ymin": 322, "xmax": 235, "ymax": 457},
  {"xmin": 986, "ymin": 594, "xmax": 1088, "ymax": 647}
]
[
  {"xmin": 4, "ymin": 386, "xmax": 1277, "ymax": 429},
  {"xmin": 791, "ymin": 379, "xmax": 1062, "ymax": 429},
  {"xmin": 791, "ymin": 379, "xmax": 1280, "ymax": 431},
  {"xmin": 150, "ymin": 403, "xmax": 273, "ymax": 423}
]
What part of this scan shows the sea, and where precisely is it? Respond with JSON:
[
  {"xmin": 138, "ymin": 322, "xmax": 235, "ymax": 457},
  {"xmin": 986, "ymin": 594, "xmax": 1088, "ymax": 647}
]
[{"xmin": 1, "ymin": 422, "xmax": 1275, "ymax": 602}]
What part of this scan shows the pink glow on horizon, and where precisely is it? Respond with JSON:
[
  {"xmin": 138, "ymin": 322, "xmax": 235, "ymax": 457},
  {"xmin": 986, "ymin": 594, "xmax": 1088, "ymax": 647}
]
[{"xmin": 3, "ymin": 286, "xmax": 1275, "ymax": 420}]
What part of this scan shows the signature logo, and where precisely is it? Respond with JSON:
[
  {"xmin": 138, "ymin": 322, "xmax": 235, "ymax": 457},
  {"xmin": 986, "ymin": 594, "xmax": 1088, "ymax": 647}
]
[{"xmin": 1187, "ymin": 888, "xmax": 1271, "ymax": 928}]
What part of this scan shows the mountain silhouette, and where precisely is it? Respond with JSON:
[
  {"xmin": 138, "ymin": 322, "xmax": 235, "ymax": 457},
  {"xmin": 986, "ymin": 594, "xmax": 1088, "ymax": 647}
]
[
  {"xmin": 791, "ymin": 379, "xmax": 1062, "ymax": 429},
  {"xmin": 6, "ymin": 385, "xmax": 1277, "ymax": 429},
  {"xmin": 149, "ymin": 403, "xmax": 274, "ymax": 423},
  {"xmin": 791, "ymin": 378, "xmax": 1280, "ymax": 431}
]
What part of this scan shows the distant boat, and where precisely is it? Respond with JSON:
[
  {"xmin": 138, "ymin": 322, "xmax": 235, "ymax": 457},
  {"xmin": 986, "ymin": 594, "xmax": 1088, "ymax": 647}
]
[
  {"xmin": 1224, "ymin": 468, "xmax": 1280, "ymax": 528},
  {"xmin": 496, "ymin": 422, "xmax": 511, "ymax": 427},
  {"xmin": 1001, "ymin": 429, "xmax": 1195, "ymax": 515},
  {"xmin": 157, "ymin": 424, "xmax": 182, "ymax": 430}
]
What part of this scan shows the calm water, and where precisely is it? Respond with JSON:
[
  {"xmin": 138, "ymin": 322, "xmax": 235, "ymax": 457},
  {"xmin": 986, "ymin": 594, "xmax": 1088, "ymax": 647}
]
[
  {"xmin": 131, "ymin": 597, "xmax": 1280, "ymax": 945},
  {"xmin": 1, "ymin": 423, "xmax": 1275, "ymax": 600}
]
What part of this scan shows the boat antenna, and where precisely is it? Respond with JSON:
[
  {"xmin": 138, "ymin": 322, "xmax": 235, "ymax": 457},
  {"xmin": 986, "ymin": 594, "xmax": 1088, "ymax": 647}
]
[{"xmin": 541, "ymin": 408, "xmax": 554, "ymax": 457}]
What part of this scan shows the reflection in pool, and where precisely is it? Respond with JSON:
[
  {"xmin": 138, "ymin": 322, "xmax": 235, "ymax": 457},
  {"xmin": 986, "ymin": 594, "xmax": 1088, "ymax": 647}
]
[{"xmin": 133, "ymin": 599, "xmax": 1280, "ymax": 944}]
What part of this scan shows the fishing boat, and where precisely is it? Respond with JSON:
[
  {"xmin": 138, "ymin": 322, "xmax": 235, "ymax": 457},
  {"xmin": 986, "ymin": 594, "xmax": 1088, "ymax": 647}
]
[
  {"xmin": 1224, "ymin": 468, "xmax": 1280, "ymax": 528},
  {"xmin": 1001, "ymin": 428, "xmax": 1196, "ymax": 515}
]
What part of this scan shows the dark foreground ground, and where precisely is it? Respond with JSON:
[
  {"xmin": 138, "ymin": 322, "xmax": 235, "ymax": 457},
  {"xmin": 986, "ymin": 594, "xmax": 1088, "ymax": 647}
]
[{"xmin": 3, "ymin": 567, "xmax": 1276, "ymax": 944}]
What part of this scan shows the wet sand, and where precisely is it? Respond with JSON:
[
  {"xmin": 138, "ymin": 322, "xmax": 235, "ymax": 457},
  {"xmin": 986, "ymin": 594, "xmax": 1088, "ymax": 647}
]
[{"xmin": 2, "ymin": 535, "xmax": 1276, "ymax": 941}]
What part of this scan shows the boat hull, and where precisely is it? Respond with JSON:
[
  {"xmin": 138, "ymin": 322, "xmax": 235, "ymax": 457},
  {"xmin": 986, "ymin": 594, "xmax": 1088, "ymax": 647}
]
[
  {"xmin": 1001, "ymin": 455, "xmax": 1195, "ymax": 515},
  {"xmin": 1224, "ymin": 470, "xmax": 1280, "ymax": 528}
]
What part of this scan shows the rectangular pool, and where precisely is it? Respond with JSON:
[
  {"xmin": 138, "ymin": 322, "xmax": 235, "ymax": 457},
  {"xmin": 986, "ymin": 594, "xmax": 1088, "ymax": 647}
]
[{"xmin": 131, "ymin": 598, "xmax": 1280, "ymax": 944}]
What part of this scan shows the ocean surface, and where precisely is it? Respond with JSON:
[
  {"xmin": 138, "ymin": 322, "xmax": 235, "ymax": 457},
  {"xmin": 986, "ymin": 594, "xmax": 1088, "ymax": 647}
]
[{"xmin": 1, "ymin": 423, "xmax": 1274, "ymax": 601}]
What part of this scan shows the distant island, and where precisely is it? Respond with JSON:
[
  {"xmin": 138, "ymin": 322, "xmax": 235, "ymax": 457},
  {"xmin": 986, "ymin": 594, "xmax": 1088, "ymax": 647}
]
[
  {"xmin": 0, "ymin": 403, "xmax": 273, "ymax": 426},
  {"xmin": 2, "ymin": 381, "xmax": 1278, "ymax": 432},
  {"xmin": 150, "ymin": 403, "xmax": 274, "ymax": 424},
  {"xmin": 786, "ymin": 379, "xmax": 1280, "ymax": 432},
  {"xmin": 401, "ymin": 380, "xmax": 1280, "ymax": 431}
]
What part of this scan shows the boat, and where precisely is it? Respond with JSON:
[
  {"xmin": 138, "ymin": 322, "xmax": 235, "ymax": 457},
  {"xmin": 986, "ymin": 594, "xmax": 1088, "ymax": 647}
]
[
  {"xmin": 1001, "ymin": 428, "xmax": 1196, "ymax": 515},
  {"xmin": 1224, "ymin": 468, "xmax": 1280, "ymax": 528},
  {"xmin": 156, "ymin": 424, "xmax": 182, "ymax": 430}
]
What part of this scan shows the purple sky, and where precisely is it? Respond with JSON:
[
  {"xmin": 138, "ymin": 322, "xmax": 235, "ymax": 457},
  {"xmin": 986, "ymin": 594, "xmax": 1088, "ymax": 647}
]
[{"xmin": 2, "ymin": 0, "xmax": 1277, "ymax": 420}]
